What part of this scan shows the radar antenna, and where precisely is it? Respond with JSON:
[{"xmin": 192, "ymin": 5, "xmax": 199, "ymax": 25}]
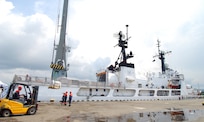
[
  {"xmin": 108, "ymin": 25, "xmax": 134, "ymax": 71},
  {"xmin": 153, "ymin": 39, "xmax": 172, "ymax": 74}
]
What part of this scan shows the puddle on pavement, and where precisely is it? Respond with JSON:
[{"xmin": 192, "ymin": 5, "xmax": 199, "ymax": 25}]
[{"xmin": 70, "ymin": 108, "xmax": 204, "ymax": 122}]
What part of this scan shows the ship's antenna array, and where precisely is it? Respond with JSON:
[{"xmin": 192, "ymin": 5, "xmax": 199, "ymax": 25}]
[
  {"xmin": 108, "ymin": 25, "xmax": 134, "ymax": 71},
  {"xmin": 153, "ymin": 39, "xmax": 172, "ymax": 74}
]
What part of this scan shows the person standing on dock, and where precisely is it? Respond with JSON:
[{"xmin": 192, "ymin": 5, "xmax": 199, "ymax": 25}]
[
  {"xmin": 68, "ymin": 91, "xmax": 73, "ymax": 106},
  {"xmin": 62, "ymin": 91, "xmax": 68, "ymax": 105}
]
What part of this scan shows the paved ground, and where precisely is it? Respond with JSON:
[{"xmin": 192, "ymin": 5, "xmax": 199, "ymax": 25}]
[{"xmin": 0, "ymin": 99, "xmax": 204, "ymax": 122}]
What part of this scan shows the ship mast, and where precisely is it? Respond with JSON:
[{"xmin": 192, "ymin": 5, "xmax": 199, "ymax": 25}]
[
  {"xmin": 153, "ymin": 40, "xmax": 171, "ymax": 74},
  {"xmin": 50, "ymin": 0, "xmax": 69, "ymax": 80},
  {"xmin": 118, "ymin": 25, "xmax": 133, "ymax": 65},
  {"xmin": 108, "ymin": 25, "xmax": 134, "ymax": 71}
]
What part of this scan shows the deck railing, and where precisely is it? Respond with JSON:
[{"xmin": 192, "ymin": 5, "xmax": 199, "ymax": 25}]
[{"xmin": 12, "ymin": 74, "xmax": 118, "ymax": 88}]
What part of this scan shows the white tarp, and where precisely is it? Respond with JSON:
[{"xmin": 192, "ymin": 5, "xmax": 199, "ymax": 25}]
[
  {"xmin": 0, "ymin": 80, "xmax": 8, "ymax": 98},
  {"xmin": 126, "ymin": 76, "xmax": 135, "ymax": 82}
]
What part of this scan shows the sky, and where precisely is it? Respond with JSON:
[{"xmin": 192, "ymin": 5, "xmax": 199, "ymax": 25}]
[{"xmin": 0, "ymin": 0, "xmax": 204, "ymax": 88}]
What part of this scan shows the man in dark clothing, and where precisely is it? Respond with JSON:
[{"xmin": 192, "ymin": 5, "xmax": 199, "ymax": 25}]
[
  {"xmin": 13, "ymin": 86, "xmax": 22, "ymax": 99},
  {"xmin": 68, "ymin": 91, "xmax": 73, "ymax": 106},
  {"xmin": 62, "ymin": 91, "xmax": 68, "ymax": 105}
]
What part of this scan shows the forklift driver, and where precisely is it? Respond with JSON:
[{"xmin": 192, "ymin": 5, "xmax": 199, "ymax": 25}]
[
  {"xmin": 13, "ymin": 85, "xmax": 26, "ymax": 104},
  {"xmin": 13, "ymin": 86, "xmax": 22, "ymax": 99}
]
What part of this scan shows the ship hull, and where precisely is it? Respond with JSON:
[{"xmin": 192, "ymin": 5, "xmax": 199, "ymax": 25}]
[{"xmin": 37, "ymin": 85, "xmax": 195, "ymax": 102}]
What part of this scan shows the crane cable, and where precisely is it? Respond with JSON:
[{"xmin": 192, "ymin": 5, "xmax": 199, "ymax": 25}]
[{"xmin": 51, "ymin": 0, "xmax": 62, "ymax": 63}]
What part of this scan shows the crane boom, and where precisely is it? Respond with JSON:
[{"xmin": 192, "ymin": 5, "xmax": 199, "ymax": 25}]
[{"xmin": 50, "ymin": 0, "xmax": 69, "ymax": 80}]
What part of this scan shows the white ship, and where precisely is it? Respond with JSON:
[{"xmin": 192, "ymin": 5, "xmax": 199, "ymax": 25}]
[{"xmin": 12, "ymin": 0, "xmax": 197, "ymax": 102}]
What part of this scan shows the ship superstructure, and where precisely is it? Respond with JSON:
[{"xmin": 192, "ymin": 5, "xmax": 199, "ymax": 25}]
[{"xmin": 96, "ymin": 25, "xmax": 137, "ymax": 88}]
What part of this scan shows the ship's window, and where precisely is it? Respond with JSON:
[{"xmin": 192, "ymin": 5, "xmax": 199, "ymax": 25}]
[
  {"xmin": 171, "ymin": 90, "xmax": 181, "ymax": 96},
  {"xmin": 139, "ymin": 113, "xmax": 143, "ymax": 117},
  {"xmin": 138, "ymin": 84, "xmax": 142, "ymax": 88},
  {"xmin": 157, "ymin": 90, "xmax": 169, "ymax": 96}
]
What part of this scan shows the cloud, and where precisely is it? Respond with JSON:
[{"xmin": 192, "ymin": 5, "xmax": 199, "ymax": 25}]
[
  {"xmin": 0, "ymin": 0, "xmax": 56, "ymax": 82},
  {"xmin": 0, "ymin": 11, "xmax": 55, "ymax": 69},
  {"xmin": 68, "ymin": 56, "xmax": 110, "ymax": 81}
]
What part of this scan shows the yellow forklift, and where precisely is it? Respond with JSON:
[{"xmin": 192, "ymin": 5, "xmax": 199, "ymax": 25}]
[{"xmin": 0, "ymin": 82, "xmax": 39, "ymax": 117}]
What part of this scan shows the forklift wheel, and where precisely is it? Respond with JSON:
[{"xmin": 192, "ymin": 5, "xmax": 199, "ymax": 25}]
[
  {"xmin": 2, "ymin": 109, "xmax": 11, "ymax": 117},
  {"xmin": 27, "ymin": 107, "xmax": 37, "ymax": 115}
]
